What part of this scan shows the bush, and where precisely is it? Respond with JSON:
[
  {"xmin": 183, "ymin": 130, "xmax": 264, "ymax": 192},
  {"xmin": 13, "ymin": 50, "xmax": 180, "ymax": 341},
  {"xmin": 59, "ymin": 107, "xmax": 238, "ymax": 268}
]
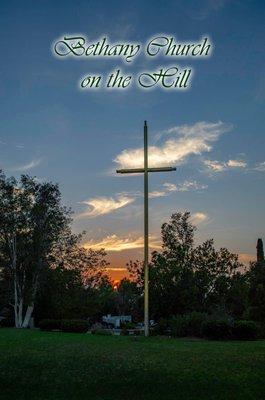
[
  {"xmin": 120, "ymin": 321, "xmax": 135, "ymax": 329},
  {"xmin": 150, "ymin": 318, "xmax": 168, "ymax": 336},
  {"xmin": 39, "ymin": 319, "xmax": 88, "ymax": 333},
  {"xmin": 184, "ymin": 312, "xmax": 208, "ymax": 337},
  {"xmin": 39, "ymin": 319, "xmax": 61, "ymax": 331},
  {"xmin": 168, "ymin": 313, "xmax": 208, "ymax": 338},
  {"xmin": 0, "ymin": 317, "xmax": 14, "ymax": 328},
  {"xmin": 257, "ymin": 323, "xmax": 265, "ymax": 339},
  {"xmin": 202, "ymin": 319, "xmax": 232, "ymax": 340},
  {"xmin": 233, "ymin": 320, "xmax": 258, "ymax": 340},
  {"xmin": 91, "ymin": 328, "xmax": 112, "ymax": 335},
  {"xmin": 61, "ymin": 319, "xmax": 88, "ymax": 333},
  {"xmin": 120, "ymin": 327, "xmax": 129, "ymax": 336},
  {"xmin": 245, "ymin": 306, "xmax": 265, "ymax": 323},
  {"xmin": 168, "ymin": 315, "xmax": 188, "ymax": 337}
]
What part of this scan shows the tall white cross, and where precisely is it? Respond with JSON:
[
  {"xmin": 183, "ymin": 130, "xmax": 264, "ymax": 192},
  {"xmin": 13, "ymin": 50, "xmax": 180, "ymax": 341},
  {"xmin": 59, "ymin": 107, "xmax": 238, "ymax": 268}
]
[{"xmin": 116, "ymin": 121, "xmax": 176, "ymax": 336}]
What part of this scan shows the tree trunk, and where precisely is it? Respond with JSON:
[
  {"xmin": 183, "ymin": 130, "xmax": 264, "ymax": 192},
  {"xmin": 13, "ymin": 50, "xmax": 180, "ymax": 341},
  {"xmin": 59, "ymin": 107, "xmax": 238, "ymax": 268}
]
[
  {"xmin": 14, "ymin": 304, "xmax": 19, "ymax": 328},
  {"xmin": 22, "ymin": 304, "xmax": 34, "ymax": 328},
  {"xmin": 18, "ymin": 300, "xmax": 23, "ymax": 327},
  {"xmin": 14, "ymin": 299, "xmax": 23, "ymax": 328}
]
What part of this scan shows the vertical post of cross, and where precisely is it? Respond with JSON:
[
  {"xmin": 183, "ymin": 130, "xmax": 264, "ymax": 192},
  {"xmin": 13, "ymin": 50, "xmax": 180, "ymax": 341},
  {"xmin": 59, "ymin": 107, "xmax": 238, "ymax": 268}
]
[
  {"xmin": 116, "ymin": 121, "xmax": 176, "ymax": 337},
  {"xmin": 144, "ymin": 121, "xmax": 149, "ymax": 337}
]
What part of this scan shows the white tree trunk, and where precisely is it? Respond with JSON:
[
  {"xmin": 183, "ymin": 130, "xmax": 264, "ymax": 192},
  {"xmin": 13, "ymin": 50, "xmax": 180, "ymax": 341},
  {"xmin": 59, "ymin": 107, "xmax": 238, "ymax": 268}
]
[
  {"xmin": 18, "ymin": 300, "xmax": 23, "ymax": 327},
  {"xmin": 14, "ymin": 299, "xmax": 23, "ymax": 328},
  {"xmin": 14, "ymin": 305, "xmax": 19, "ymax": 328},
  {"xmin": 10, "ymin": 236, "xmax": 38, "ymax": 329},
  {"xmin": 22, "ymin": 304, "xmax": 34, "ymax": 328}
]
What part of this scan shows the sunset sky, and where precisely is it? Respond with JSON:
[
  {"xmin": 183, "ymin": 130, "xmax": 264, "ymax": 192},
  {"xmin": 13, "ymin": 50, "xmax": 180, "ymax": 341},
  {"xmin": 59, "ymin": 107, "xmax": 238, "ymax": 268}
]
[{"xmin": 1, "ymin": 0, "xmax": 264, "ymax": 280}]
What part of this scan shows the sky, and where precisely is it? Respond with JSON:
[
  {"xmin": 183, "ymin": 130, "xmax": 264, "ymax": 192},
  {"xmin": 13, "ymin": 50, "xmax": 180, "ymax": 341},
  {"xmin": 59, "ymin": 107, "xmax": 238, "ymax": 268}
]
[{"xmin": 0, "ymin": 0, "xmax": 264, "ymax": 281}]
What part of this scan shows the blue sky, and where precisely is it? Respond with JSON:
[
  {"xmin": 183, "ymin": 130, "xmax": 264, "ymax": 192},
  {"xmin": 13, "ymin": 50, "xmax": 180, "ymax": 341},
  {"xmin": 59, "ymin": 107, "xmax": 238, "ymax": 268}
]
[{"xmin": 0, "ymin": 0, "xmax": 264, "ymax": 279}]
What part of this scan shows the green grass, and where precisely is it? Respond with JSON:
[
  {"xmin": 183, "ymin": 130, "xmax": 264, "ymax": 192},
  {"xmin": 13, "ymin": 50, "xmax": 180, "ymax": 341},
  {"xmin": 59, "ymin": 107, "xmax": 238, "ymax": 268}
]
[{"xmin": 0, "ymin": 329, "xmax": 265, "ymax": 400}]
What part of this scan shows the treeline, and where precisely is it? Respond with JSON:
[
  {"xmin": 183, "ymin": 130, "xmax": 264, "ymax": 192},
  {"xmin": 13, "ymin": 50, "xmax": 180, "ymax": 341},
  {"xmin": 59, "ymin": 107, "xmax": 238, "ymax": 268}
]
[{"xmin": 0, "ymin": 172, "xmax": 264, "ymax": 338}]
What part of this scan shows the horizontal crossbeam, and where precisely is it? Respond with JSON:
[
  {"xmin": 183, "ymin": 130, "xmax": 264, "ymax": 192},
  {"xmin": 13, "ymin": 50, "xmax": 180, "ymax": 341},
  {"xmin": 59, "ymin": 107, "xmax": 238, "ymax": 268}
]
[{"xmin": 116, "ymin": 167, "xmax": 176, "ymax": 174}]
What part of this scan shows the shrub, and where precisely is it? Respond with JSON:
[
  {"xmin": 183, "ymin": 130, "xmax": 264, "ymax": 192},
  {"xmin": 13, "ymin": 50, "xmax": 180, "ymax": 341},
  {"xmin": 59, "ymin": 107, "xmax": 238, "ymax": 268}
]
[
  {"xmin": 257, "ymin": 323, "xmax": 265, "ymax": 339},
  {"xmin": 120, "ymin": 321, "xmax": 135, "ymax": 329},
  {"xmin": 245, "ymin": 306, "xmax": 265, "ymax": 323},
  {"xmin": 91, "ymin": 328, "xmax": 112, "ymax": 335},
  {"xmin": 120, "ymin": 327, "xmax": 129, "ymax": 336},
  {"xmin": 233, "ymin": 320, "xmax": 258, "ymax": 340},
  {"xmin": 202, "ymin": 319, "xmax": 232, "ymax": 340},
  {"xmin": 184, "ymin": 312, "xmax": 208, "ymax": 337},
  {"xmin": 150, "ymin": 318, "xmax": 168, "ymax": 336},
  {"xmin": 61, "ymin": 319, "xmax": 88, "ymax": 333},
  {"xmin": 168, "ymin": 315, "xmax": 188, "ymax": 337},
  {"xmin": 39, "ymin": 319, "xmax": 61, "ymax": 331},
  {"xmin": 0, "ymin": 317, "xmax": 14, "ymax": 328}
]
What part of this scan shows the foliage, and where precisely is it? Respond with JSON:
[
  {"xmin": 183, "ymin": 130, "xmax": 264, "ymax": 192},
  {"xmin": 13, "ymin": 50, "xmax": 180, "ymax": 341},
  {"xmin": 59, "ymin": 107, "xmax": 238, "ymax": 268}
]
[
  {"xmin": 120, "ymin": 321, "xmax": 135, "ymax": 329},
  {"xmin": 150, "ymin": 318, "xmax": 168, "ymax": 336},
  {"xmin": 91, "ymin": 328, "xmax": 112, "ymax": 335},
  {"xmin": 201, "ymin": 319, "xmax": 232, "ymax": 340},
  {"xmin": 0, "ymin": 172, "xmax": 71, "ymax": 327},
  {"xmin": 0, "ymin": 170, "xmax": 263, "ymax": 336},
  {"xmin": 233, "ymin": 320, "xmax": 258, "ymax": 340},
  {"xmin": 114, "ymin": 278, "xmax": 140, "ymax": 318},
  {"xmin": 184, "ymin": 312, "xmax": 208, "ymax": 337},
  {"xmin": 49, "ymin": 228, "xmax": 109, "ymax": 287},
  {"xmin": 129, "ymin": 211, "xmax": 246, "ymax": 321},
  {"xmin": 39, "ymin": 319, "xmax": 62, "ymax": 331},
  {"xmin": 0, "ymin": 317, "xmax": 14, "ymax": 328},
  {"xmin": 246, "ymin": 262, "xmax": 265, "ymax": 323},
  {"xmin": 61, "ymin": 319, "xmax": 88, "ymax": 333},
  {"xmin": 39, "ymin": 318, "xmax": 90, "ymax": 333},
  {"xmin": 165, "ymin": 313, "xmax": 234, "ymax": 338},
  {"xmin": 168, "ymin": 315, "xmax": 188, "ymax": 337},
  {"xmin": 0, "ymin": 171, "xmax": 111, "ymax": 328}
]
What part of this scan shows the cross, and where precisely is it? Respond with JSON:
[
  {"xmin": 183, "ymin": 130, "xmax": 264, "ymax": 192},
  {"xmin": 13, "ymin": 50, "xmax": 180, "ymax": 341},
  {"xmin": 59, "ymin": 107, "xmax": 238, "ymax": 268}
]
[{"xmin": 116, "ymin": 121, "xmax": 176, "ymax": 336}]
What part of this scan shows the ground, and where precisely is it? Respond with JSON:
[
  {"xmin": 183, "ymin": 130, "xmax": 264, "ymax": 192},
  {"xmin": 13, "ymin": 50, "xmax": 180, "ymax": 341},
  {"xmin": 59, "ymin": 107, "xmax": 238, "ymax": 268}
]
[{"xmin": 0, "ymin": 329, "xmax": 265, "ymax": 400}]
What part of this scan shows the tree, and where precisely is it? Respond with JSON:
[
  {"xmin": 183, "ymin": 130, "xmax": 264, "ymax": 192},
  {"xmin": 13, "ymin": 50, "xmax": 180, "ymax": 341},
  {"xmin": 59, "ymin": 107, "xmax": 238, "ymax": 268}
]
[
  {"xmin": 0, "ymin": 172, "xmax": 70, "ymax": 327},
  {"xmin": 49, "ymin": 227, "xmax": 109, "ymax": 287},
  {"xmin": 114, "ymin": 278, "xmax": 140, "ymax": 317},
  {"xmin": 161, "ymin": 211, "xmax": 196, "ymax": 260},
  {"xmin": 36, "ymin": 228, "xmax": 112, "ymax": 321},
  {"xmin": 191, "ymin": 239, "xmax": 244, "ymax": 313},
  {"xmin": 129, "ymin": 211, "xmax": 246, "ymax": 320},
  {"xmin": 247, "ymin": 261, "xmax": 265, "ymax": 323}
]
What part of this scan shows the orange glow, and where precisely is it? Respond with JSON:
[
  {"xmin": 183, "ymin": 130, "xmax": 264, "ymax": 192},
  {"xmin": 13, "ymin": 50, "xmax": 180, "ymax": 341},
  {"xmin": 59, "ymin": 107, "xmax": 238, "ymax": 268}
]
[{"xmin": 106, "ymin": 267, "xmax": 130, "ymax": 282}]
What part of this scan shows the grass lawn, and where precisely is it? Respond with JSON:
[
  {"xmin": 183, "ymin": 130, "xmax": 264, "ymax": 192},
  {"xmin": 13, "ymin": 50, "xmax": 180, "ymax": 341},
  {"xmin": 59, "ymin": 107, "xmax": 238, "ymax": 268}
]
[{"xmin": 0, "ymin": 329, "xmax": 265, "ymax": 400}]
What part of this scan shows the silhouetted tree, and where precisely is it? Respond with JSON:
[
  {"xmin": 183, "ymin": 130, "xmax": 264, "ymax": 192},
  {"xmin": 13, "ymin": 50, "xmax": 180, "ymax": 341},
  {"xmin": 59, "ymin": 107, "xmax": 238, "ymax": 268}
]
[{"xmin": 129, "ymin": 211, "xmax": 245, "ymax": 320}]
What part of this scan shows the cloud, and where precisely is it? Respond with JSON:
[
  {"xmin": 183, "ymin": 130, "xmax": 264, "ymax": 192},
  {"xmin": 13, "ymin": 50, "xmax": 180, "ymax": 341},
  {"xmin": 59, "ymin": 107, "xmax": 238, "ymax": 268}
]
[
  {"xmin": 163, "ymin": 180, "xmax": 207, "ymax": 192},
  {"xmin": 84, "ymin": 234, "xmax": 161, "ymax": 251},
  {"xmin": 77, "ymin": 195, "xmax": 134, "ymax": 218},
  {"xmin": 204, "ymin": 160, "xmax": 226, "ymax": 172},
  {"xmin": 163, "ymin": 182, "xmax": 177, "ymax": 192},
  {"xmin": 10, "ymin": 158, "xmax": 42, "ymax": 172},
  {"xmin": 114, "ymin": 121, "xmax": 231, "ymax": 169},
  {"xmin": 191, "ymin": 212, "xmax": 209, "ymax": 224},
  {"xmin": 149, "ymin": 190, "xmax": 167, "ymax": 198},
  {"xmin": 254, "ymin": 161, "xmax": 265, "ymax": 172},
  {"xmin": 227, "ymin": 160, "xmax": 247, "ymax": 168},
  {"xmin": 149, "ymin": 180, "xmax": 208, "ymax": 198},
  {"xmin": 204, "ymin": 159, "xmax": 247, "ymax": 172}
]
